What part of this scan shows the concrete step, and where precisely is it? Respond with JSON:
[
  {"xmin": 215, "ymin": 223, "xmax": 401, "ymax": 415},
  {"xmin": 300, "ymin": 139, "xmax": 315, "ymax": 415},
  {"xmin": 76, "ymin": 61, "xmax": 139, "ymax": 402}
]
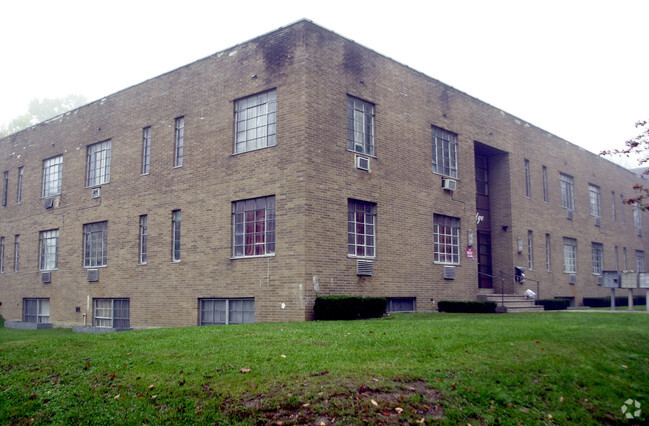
[{"xmin": 478, "ymin": 294, "xmax": 544, "ymax": 313}]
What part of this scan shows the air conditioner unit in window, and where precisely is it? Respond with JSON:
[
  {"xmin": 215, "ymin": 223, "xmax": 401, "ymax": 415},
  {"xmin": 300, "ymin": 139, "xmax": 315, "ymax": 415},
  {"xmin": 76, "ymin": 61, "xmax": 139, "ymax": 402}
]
[
  {"xmin": 355, "ymin": 155, "xmax": 370, "ymax": 172},
  {"xmin": 44, "ymin": 198, "xmax": 54, "ymax": 209},
  {"xmin": 566, "ymin": 209, "xmax": 574, "ymax": 220},
  {"xmin": 41, "ymin": 271, "xmax": 51, "ymax": 284},
  {"xmin": 594, "ymin": 216, "xmax": 600, "ymax": 227},
  {"xmin": 442, "ymin": 178, "xmax": 457, "ymax": 191},
  {"xmin": 356, "ymin": 260, "xmax": 373, "ymax": 276},
  {"xmin": 638, "ymin": 228, "xmax": 643, "ymax": 237},
  {"xmin": 87, "ymin": 269, "xmax": 99, "ymax": 282},
  {"xmin": 597, "ymin": 275, "xmax": 604, "ymax": 285},
  {"xmin": 443, "ymin": 266, "xmax": 456, "ymax": 280},
  {"xmin": 91, "ymin": 187, "xmax": 101, "ymax": 199},
  {"xmin": 569, "ymin": 274, "xmax": 577, "ymax": 284}
]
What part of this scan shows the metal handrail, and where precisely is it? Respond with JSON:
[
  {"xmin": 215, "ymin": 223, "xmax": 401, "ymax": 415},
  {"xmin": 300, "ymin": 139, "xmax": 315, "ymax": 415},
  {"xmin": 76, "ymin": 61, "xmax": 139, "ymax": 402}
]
[{"xmin": 478, "ymin": 271, "xmax": 506, "ymax": 307}]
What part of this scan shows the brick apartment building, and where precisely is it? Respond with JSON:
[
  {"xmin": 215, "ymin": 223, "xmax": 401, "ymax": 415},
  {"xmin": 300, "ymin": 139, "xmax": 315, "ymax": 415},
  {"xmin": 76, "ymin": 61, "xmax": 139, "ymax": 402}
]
[{"xmin": 0, "ymin": 19, "xmax": 647, "ymax": 329}]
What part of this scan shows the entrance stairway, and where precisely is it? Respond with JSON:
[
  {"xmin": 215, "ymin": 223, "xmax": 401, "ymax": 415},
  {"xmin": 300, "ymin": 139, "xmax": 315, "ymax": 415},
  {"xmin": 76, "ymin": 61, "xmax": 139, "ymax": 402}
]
[{"xmin": 477, "ymin": 294, "xmax": 544, "ymax": 313}]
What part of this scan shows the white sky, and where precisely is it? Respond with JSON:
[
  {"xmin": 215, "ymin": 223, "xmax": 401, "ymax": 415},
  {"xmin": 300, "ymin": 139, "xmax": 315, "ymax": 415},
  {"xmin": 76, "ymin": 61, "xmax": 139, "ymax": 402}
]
[{"xmin": 1, "ymin": 0, "xmax": 647, "ymax": 167}]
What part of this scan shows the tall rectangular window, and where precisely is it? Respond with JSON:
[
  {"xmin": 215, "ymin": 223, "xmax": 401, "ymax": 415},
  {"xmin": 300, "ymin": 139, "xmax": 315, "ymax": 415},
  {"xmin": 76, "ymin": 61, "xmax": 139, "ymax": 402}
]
[
  {"xmin": 432, "ymin": 126, "xmax": 458, "ymax": 178},
  {"xmin": 86, "ymin": 140, "xmax": 111, "ymax": 187},
  {"xmin": 2, "ymin": 171, "xmax": 8, "ymax": 207},
  {"xmin": 16, "ymin": 167, "xmax": 23, "ymax": 204},
  {"xmin": 636, "ymin": 250, "xmax": 645, "ymax": 272},
  {"xmin": 624, "ymin": 247, "xmax": 628, "ymax": 270},
  {"xmin": 171, "ymin": 210, "xmax": 181, "ymax": 262},
  {"xmin": 42, "ymin": 155, "xmax": 63, "ymax": 197},
  {"xmin": 615, "ymin": 246, "xmax": 619, "ymax": 270},
  {"xmin": 83, "ymin": 221, "xmax": 108, "ymax": 267},
  {"xmin": 347, "ymin": 96, "xmax": 375, "ymax": 156},
  {"xmin": 563, "ymin": 237, "xmax": 577, "ymax": 273},
  {"xmin": 39, "ymin": 229, "xmax": 59, "ymax": 271},
  {"xmin": 174, "ymin": 117, "xmax": 184, "ymax": 167},
  {"xmin": 142, "ymin": 126, "xmax": 151, "ymax": 174},
  {"xmin": 560, "ymin": 173, "xmax": 574, "ymax": 210},
  {"xmin": 621, "ymin": 194, "xmax": 626, "ymax": 223},
  {"xmin": 545, "ymin": 233, "xmax": 551, "ymax": 272},
  {"xmin": 200, "ymin": 298, "xmax": 255, "ymax": 325},
  {"xmin": 347, "ymin": 199, "xmax": 377, "ymax": 258},
  {"xmin": 633, "ymin": 202, "xmax": 642, "ymax": 229},
  {"xmin": 434, "ymin": 214, "xmax": 460, "ymax": 264},
  {"xmin": 542, "ymin": 165, "xmax": 548, "ymax": 203},
  {"xmin": 527, "ymin": 230, "xmax": 534, "ymax": 269},
  {"xmin": 232, "ymin": 196, "xmax": 276, "ymax": 257},
  {"xmin": 612, "ymin": 191, "xmax": 617, "ymax": 221},
  {"xmin": 524, "ymin": 160, "xmax": 531, "ymax": 198},
  {"xmin": 0, "ymin": 236, "xmax": 4, "ymax": 273},
  {"xmin": 591, "ymin": 242, "xmax": 603, "ymax": 275},
  {"xmin": 235, "ymin": 90, "xmax": 277, "ymax": 154},
  {"xmin": 24, "ymin": 298, "xmax": 50, "ymax": 324},
  {"xmin": 139, "ymin": 215, "xmax": 147, "ymax": 264},
  {"xmin": 589, "ymin": 184, "xmax": 601, "ymax": 217},
  {"xmin": 94, "ymin": 298, "xmax": 130, "ymax": 328},
  {"xmin": 14, "ymin": 235, "xmax": 19, "ymax": 272}
]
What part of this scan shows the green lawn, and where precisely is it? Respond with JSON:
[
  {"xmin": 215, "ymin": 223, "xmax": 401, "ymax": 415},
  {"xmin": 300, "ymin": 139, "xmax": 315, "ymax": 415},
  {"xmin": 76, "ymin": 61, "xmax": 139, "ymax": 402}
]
[{"xmin": 1, "ymin": 312, "xmax": 647, "ymax": 424}]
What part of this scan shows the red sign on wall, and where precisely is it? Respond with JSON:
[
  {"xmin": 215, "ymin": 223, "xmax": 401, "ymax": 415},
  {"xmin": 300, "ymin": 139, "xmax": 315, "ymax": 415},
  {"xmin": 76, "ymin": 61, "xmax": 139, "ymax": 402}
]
[{"xmin": 466, "ymin": 248, "xmax": 474, "ymax": 260}]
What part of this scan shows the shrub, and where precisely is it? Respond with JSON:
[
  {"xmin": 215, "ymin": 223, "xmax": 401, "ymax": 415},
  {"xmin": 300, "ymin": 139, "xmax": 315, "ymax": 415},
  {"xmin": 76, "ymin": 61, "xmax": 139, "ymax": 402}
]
[
  {"xmin": 583, "ymin": 296, "xmax": 646, "ymax": 307},
  {"xmin": 535, "ymin": 299, "xmax": 571, "ymax": 310},
  {"xmin": 314, "ymin": 296, "xmax": 386, "ymax": 320},
  {"xmin": 437, "ymin": 300, "xmax": 497, "ymax": 313}
]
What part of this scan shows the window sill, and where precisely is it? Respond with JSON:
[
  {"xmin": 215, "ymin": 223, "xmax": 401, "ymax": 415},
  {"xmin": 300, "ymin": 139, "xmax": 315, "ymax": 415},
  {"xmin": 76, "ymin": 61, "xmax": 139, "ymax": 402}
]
[
  {"xmin": 434, "ymin": 262, "xmax": 461, "ymax": 266},
  {"xmin": 231, "ymin": 144, "xmax": 276, "ymax": 156},
  {"xmin": 39, "ymin": 269, "xmax": 58, "ymax": 272},
  {"xmin": 173, "ymin": 165, "xmax": 183, "ymax": 169},
  {"xmin": 83, "ymin": 265, "xmax": 107, "ymax": 269},
  {"xmin": 231, "ymin": 253, "xmax": 276, "ymax": 260},
  {"xmin": 346, "ymin": 149, "xmax": 376, "ymax": 159},
  {"xmin": 431, "ymin": 171, "xmax": 460, "ymax": 180},
  {"xmin": 347, "ymin": 255, "xmax": 377, "ymax": 260}
]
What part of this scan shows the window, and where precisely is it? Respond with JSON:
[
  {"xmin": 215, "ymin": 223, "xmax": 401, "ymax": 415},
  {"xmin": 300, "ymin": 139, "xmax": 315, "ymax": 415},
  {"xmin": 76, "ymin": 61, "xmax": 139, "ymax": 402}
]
[
  {"xmin": 42, "ymin": 155, "xmax": 63, "ymax": 197},
  {"xmin": 524, "ymin": 160, "xmax": 531, "ymax": 198},
  {"xmin": 434, "ymin": 214, "xmax": 460, "ymax": 264},
  {"xmin": 142, "ymin": 127, "xmax": 151, "ymax": 174},
  {"xmin": 39, "ymin": 229, "xmax": 59, "ymax": 271},
  {"xmin": 16, "ymin": 167, "xmax": 23, "ymax": 204},
  {"xmin": 347, "ymin": 199, "xmax": 376, "ymax": 258},
  {"xmin": 139, "ymin": 215, "xmax": 147, "ymax": 264},
  {"xmin": 387, "ymin": 297, "xmax": 416, "ymax": 313},
  {"xmin": 94, "ymin": 299, "xmax": 130, "ymax": 328},
  {"xmin": 563, "ymin": 237, "xmax": 577, "ymax": 273},
  {"xmin": 591, "ymin": 242, "xmax": 603, "ymax": 275},
  {"xmin": 621, "ymin": 194, "xmax": 626, "ymax": 223},
  {"xmin": 633, "ymin": 202, "xmax": 642, "ymax": 229},
  {"xmin": 83, "ymin": 221, "xmax": 108, "ymax": 267},
  {"xmin": 527, "ymin": 230, "xmax": 533, "ymax": 269},
  {"xmin": 199, "ymin": 298, "xmax": 255, "ymax": 325},
  {"xmin": 560, "ymin": 173, "xmax": 574, "ymax": 210},
  {"xmin": 0, "ymin": 236, "xmax": 4, "ymax": 273},
  {"xmin": 24, "ymin": 298, "xmax": 50, "ymax": 324},
  {"xmin": 542, "ymin": 166, "xmax": 548, "ymax": 203},
  {"xmin": 235, "ymin": 90, "xmax": 277, "ymax": 154},
  {"xmin": 615, "ymin": 246, "xmax": 619, "ymax": 270},
  {"xmin": 86, "ymin": 140, "xmax": 111, "ymax": 186},
  {"xmin": 232, "ymin": 196, "xmax": 276, "ymax": 257},
  {"xmin": 14, "ymin": 235, "xmax": 19, "ymax": 272},
  {"xmin": 624, "ymin": 247, "xmax": 628, "ymax": 270},
  {"xmin": 545, "ymin": 233, "xmax": 551, "ymax": 272},
  {"xmin": 636, "ymin": 250, "xmax": 645, "ymax": 272},
  {"xmin": 612, "ymin": 191, "xmax": 617, "ymax": 221},
  {"xmin": 174, "ymin": 117, "xmax": 184, "ymax": 167},
  {"xmin": 432, "ymin": 126, "xmax": 458, "ymax": 178},
  {"xmin": 172, "ymin": 210, "xmax": 181, "ymax": 262},
  {"xmin": 589, "ymin": 184, "xmax": 601, "ymax": 217},
  {"xmin": 347, "ymin": 96, "xmax": 375, "ymax": 156},
  {"xmin": 2, "ymin": 171, "xmax": 8, "ymax": 207}
]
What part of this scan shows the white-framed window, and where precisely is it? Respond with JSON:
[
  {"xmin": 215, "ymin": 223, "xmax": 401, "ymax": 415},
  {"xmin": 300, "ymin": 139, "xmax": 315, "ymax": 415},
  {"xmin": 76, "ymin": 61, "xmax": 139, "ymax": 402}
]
[
  {"xmin": 39, "ymin": 229, "xmax": 59, "ymax": 271},
  {"xmin": 16, "ymin": 167, "xmax": 23, "ymax": 204},
  {"xmin": 612, "ymin": 191, "xmax": 617, "ymax": 221},
  {"xmin": 86, "ymin": 140, "xmax": 111, "ymax": 187},
  {"xmin": 199, "ymin": 298, "xmax": 255, "ymax": 325},
  {"xmin": 42, "ymin": 155, "xmax": 63, "ymax": 197},
  {"xmin": 589, "ymin": 184, "xmax": 601, "ymax": 217},
  {"xmin": 94, "ymin": 298, "xmax": 130, "ymax": 328},
  {"xmin": 527, "ymin": 230, "xmax": 533, "ymax": 269},
  {"xmin": 545, "ymin": 233, "xmax": 551, "ymax": 272},
  {"xmin": 232, "ymin": 195, "xmax": 276, "ymax": 257},
  {"xmin": 542, "ymin": 165, "xmax": 548, "ymax": 203},
  {"xmin": 563, "ymin": 237, "xmax": 577, "ymax": 273},
  {"xmin": 14, "ymin": 235, "xmax": 19, "ymax": 272},
  {"xmin": 560, "ymin": 173, "xmax": 574, "ymax": 210},
  {"xmin": 0, "ymin": 236, "xmax": 4, "ymax": 273},
  {"xmin": 633, "ymin": 202, "xmax": 642, "ymax": 229},
  {"xmin": 174, "ymin": 117, "xmax": 184, "ymax": 167},
  {"xmin": 83, "ymin": 221, "xmax": 107, "ymax": 267},
  {"xmin": 2, "ymin": 171, "xmax": 7, "ymax": 207},
  {"xmin": 142, "ymin": 126, "xmax": 151, "ymax": 174},
  {"xmin": 235, "ymin": 90, "xmax": 277, "ymax": 154},
  {"xmin": 524, "ymin": 160, "xmax": 531, "ymax": 198},
  {"xmin": 347, "ymin": 96, "xmax": 375, "ymax": 156},
  {"xmin": 23, "ymin": 298, "xmax": 50, "ymax": 324},
  {"xmin": 172, "ymin": 210, "xmax": 181, "ymax": 262},
  {"xmin": 636, "ymin": 250, "xmax": 645, "ymax": 272},
  {"xmin": 432, "ymin": 126, "xmax": 458, "ymax": 178},
  {"xmin": 139, "ymin": 215, "xmax": 147, "ymax": 264},
  {"xmin": 434, "ymin": 214, "xmax": 460, "ymax": 264},
  {"xmin": 591, "ymin": 242, "xmax": 603, "ymax": 275},
  {"xmin": 347, "ymin": 199, "xmax": 376, "ymax": 258}
]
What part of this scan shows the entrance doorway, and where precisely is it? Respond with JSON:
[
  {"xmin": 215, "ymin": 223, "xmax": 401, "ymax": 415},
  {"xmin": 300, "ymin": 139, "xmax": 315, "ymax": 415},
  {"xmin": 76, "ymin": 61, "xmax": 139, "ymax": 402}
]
[{"xmin": 475, "ymin": 153, "xmax": 493, "ymax": 289}]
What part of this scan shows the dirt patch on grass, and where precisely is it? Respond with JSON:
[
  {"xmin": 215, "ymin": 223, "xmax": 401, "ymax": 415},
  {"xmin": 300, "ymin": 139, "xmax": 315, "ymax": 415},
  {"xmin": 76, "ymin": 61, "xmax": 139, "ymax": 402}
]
[{"xmin": 221, "ymin": 378, "xmax": 444, "ymax": 424}]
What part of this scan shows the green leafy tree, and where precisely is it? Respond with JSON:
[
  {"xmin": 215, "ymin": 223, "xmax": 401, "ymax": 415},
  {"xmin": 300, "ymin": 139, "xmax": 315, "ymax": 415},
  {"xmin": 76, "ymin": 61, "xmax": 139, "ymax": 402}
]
[{"xmin": 0, "ymin": 94, "xmax": 87, "ymax": 137}]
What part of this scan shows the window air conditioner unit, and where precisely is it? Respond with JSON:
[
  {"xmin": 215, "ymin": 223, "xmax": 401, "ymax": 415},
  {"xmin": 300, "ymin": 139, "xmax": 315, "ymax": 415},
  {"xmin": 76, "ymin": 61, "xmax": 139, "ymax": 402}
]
[
  {"xmin": 44, "ymin": 198, "xmax": 54, "ymax": 209},
  {"xmin": 41, "ymin": 271, "xmax": 51, "ymax": 284},
  {"xmin": 443, "ymin": 266, "xmax": 456, "ymax": 280},
  {"xmin": 594, "ymin": 216, "xmax": 600, "ymax": 227},
  {"xmin": 355, "ymin": 155, "xmax": 370, "ymax": 172},
  {"xmin": 87, "ymin": 269, "xmax": 99, "ymax": 282},
  {"xmin": 91, "ymin": 187, "xmax": 101, "ymax": 199},
  {"xmin": 597, "ymin": 275, "xmax": 604, "ymax": 285},
  {"xmin": 638, "ymin": 228, "xmax": 643, "ymax": 237},
  {"xmin": 569, "ymin": 274, "xmax": 577, "ymax": 285},
  {"xmin": 442, "ymin": 178, "xmax": 457, "ymax": 191},
  {"xmin": 356, "ymin": 260, "xmax": 373, "ymax": 276},
  {"xmin": 566, "ymin": 209, "xmax": 574, "ymax": 220}
]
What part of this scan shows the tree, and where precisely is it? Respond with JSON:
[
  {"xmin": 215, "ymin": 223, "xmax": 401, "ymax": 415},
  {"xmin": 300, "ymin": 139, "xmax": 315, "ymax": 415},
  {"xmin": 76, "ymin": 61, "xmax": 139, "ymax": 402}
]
[
  {"xmin": 0, "ymin": 94, "xmax": 87, "ymax": 137},
  {"xmin": 601, "ymin": 120, "xmax": 649, "ymax": 209}
]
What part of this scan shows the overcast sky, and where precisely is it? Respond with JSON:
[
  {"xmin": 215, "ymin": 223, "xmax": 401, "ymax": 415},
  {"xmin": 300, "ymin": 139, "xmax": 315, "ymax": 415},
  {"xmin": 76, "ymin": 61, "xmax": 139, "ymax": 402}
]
[{"xmin": 1, "ymin": 0, "xmax": 647, "ymax": 167}]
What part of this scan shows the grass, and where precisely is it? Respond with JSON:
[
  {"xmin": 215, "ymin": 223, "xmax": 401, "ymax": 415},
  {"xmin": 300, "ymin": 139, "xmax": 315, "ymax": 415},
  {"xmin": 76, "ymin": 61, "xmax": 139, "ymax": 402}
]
[{"xmin": 1, "ymin": 312, "xmax": 648, "ymax": 424}]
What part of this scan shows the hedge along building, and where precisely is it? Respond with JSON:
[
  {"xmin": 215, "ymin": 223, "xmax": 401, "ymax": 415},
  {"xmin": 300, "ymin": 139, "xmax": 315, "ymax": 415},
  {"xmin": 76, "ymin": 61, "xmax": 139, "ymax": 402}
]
[{"xmin": 0, "ymin": 19, "xmax": 647, "ymax": 329}]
